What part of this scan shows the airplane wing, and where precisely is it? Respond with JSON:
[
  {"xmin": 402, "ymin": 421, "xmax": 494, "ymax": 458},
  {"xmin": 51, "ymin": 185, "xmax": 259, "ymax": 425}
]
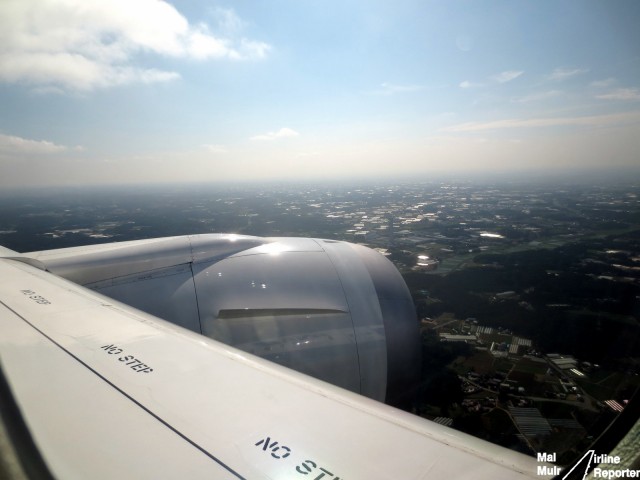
[{"xmin": 0, "ymin": 251, "xmax": 547, "ymax": 479}]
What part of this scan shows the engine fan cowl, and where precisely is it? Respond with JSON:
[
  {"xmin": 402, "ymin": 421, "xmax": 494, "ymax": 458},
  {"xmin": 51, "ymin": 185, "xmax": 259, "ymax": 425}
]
[{"xmin": 191, "ymin": 237, "xmax": 420, "ymax": 403}]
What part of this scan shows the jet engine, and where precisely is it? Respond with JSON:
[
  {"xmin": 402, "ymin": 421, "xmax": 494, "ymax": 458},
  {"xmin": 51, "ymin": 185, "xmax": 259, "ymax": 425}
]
[{"xmin": 29, "ymin": 234, "xmax": 420, "ymax": 404}]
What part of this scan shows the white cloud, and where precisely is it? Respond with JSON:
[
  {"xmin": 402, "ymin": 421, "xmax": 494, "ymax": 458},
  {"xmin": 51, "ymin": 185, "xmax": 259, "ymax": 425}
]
[
  {"xmin": 591, "ymin": 78, "xmax": 617, "ymax": 88},
  {"xmin": 0, "ymin": 133, "xmax": 79, "ymax": 154},
  {"xmin": 211, "ymin": 7, "xmax": 247, "ymax": 35},
  {"xmin": 491, "ymin": 70, "xmax": 523, "ymax": 83},
  {"xmin": 250, "ymin": 128, "xmax": 300, "ymax": 141},
  {"xmin": 460, "ymin": 70, "xmax": 522, "ymax": 89},
  {"xmin": 596, "ymin": 88, "xmax": 640, "ymax": 101},
  {"xmin": 440, "ymin": 111, "xmax": 640, "ymax": 133},
  {"xmin": 186, "ymin": 25, "xmax": 235, "ymax": 60},
  {"xmin": 0, "ymin": 0, "xmax": 271, "ymax": 92},
  {"xmin": 374, "ymin": 82, "xmax": 425, "ymax": 95},
  {"xmin": 239, "ymin": 39, "xmax": 271, "ymax": 60},
  {"xmin": 202, "ymin": 144, "xmax": 228, "ymax": 154},
  {"xmin": 546, "ymin": 67, "xmax": 589, "ymax": 82},
  {"xmin": 459, "ymin": 80, "xmax": 484, "ymax": 89},
  {"xmin": 512, "ymin": 90, "xmax": 562, "ymax": 103}
]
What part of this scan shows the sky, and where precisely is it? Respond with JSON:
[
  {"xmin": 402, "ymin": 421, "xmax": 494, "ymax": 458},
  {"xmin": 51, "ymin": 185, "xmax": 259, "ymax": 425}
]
[{"xmin": 0, "ymin": 0, "xmax": 639, "ymax": 187}]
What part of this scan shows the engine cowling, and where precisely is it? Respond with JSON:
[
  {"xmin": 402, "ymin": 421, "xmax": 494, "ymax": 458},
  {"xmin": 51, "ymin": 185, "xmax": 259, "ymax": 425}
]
[{"xmin": 30, "ymin": 234, "xmax": 420, "ymax": 404}]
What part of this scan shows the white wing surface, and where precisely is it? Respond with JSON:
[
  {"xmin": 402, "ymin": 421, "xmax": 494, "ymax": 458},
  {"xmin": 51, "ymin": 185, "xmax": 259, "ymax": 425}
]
[{"xmin": 0, "ymin": 256, "xmax": 547, "ymax": 479}]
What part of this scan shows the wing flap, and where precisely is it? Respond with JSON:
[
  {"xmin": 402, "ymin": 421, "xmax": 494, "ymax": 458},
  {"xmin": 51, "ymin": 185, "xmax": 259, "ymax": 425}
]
[
  {"xmin": 0, "ymin": 300, "xmax": 241, "ymax": 479},
  {"xmin": 0, "ymin": 258, "xmax": 547, "ymax": 479}
]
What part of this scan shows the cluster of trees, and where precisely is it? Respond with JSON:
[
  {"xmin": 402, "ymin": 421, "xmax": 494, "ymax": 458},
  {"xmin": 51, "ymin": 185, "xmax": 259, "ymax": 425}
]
[{"xmin": 406, "ymin": 233, "xmax": 640, "ymax": 363}]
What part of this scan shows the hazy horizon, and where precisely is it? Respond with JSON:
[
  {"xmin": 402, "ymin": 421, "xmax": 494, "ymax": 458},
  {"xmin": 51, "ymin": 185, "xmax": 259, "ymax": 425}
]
[{"xmin": 1, "ymin": 165, "xmax": 639, "ymax": 198}]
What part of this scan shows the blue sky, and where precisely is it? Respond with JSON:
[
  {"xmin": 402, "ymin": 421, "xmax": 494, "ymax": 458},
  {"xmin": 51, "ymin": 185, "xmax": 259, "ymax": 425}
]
[{"xmin": 0, "ymin": 0, "xmax": 639, "ymax": 186}]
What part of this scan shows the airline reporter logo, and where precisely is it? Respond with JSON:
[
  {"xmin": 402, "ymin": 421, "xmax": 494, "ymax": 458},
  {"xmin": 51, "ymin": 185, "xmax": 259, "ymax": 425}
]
[{"xmin": 549, "ymin": 450, "xmax": 640, "ymax": 479}]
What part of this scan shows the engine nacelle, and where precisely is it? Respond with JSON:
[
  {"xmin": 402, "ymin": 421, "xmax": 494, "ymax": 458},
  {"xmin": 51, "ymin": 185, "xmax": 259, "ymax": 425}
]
[{"xmin": 29, "ymin": 234, "xmax": 420, "ymax": 403}]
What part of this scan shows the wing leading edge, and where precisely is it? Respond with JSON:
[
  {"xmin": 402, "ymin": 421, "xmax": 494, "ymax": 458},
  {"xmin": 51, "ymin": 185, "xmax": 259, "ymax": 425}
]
[{"xmin": 0, "ymin": 256, "xmax": 548, "ymax": 479}]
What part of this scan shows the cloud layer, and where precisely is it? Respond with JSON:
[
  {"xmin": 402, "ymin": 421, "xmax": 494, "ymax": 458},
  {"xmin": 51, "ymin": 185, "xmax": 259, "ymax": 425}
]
[
  {"xmin": 546, "ymin": 67, "xmax": 588, "ymax": 82},
  {"xmin": 441, "ymin": 112, "xmax": 640, "ymax": 133},
  {"xmin": 491, "ymin": 70, "xmax": 523, "ymax": 83},
  {"xmin": 0, "ymin": 0, "xmax": 270, "ymax": 92},
  {"xmin": 250, "ymin": 128, "xmax": 299, "ymax": 141},
  {"xmin": 596, "ymin": 88, "xmax": 640, "ymax": 101},
  {"xmin": 460, "ymin": 70, "xmax": 523, "ymax": 89},
  {"xmin": 0, "ymin": 133, "xmax": 78, "ymax": 154}
]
